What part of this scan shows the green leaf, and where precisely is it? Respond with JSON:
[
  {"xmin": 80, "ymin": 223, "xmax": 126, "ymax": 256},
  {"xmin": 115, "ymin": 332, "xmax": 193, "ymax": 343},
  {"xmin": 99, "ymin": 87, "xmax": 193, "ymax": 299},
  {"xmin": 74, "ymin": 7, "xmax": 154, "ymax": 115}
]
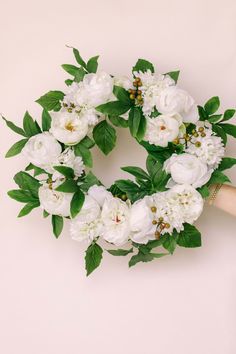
[
  {"xmin": 165, "ymin": 70, "xmax": 180, "ymax": 83},
  {"xmin": 96, "ymin": 101, "xmax": 131, "ymax": 115},
  {"xmin": 62, "ymin": 64, "xmax": 79, "ymax": 76},
  {"xmin": 8, "ymin": 189, "xmax": 38, "ymax": 203},
  {"xmin": 136, "ymin": 114, "xmax": 147, "ymax": 141},
  {"xmin": 113, "ymin": 86, "xmax": 132, "ymax": 105},
  {"xmin": 14, "ymin": 171, "xmax": 40, "ymax": 198},
  {"xmin": 197, "ymin": 105, "xmax": 208, "ymax": 121},
  {"xmin": 133, "ymin": 58, "xmax": 154, "ymax": 73},
  {"xmin": 115, "ymin": 179, "xmax": 141, "ymax": 202},
  {"xmin": 79, "ymin": 172, "xmax": 102, "ymax": 192},
  {"xmin": 23, "ymin": 111, "xmax": 41, "ymax": 137},
  {"xmin": 87, "ymin": 55, "xmax": 99, "ymax": 73},
  {"xmin": 43, "ymin": 210, "xmax": 49, "ymax": 218},
  {"xmin": 72, "ymin": 48, "xmax": 87, "ymax": 69},
  {"xmin": 74, "ymin": 67, "xmax": 87, "ymax": 83},
  {"xmin": 222, "ymin": 109, "xmax": 236, "ymax": 122},
  {"xmin": 55, "ymin": 179, "xmax": 79, "ymax": 193},
  {"xmin": 197, "ymin": 185, "xmax": 210, "ymax": 198},
  {"xmin": 5, "ymin": 138, "xmax": 28, "ymax": 158},
  {"xmin": 18, "ymin": 201, "xmax": 40, "ymax": 217},
  {"xmin": 1, "ymin": 116, "xmax": 26, "ymax": 136},
  {"xmin": 93, "ymin": 120, "xmax": 116, "ymax": 155},
  {"xmin": 149, "ymin": 160, "xmax": 169, "ymax": 191},
  {"xmin": 162, "ymin": 235, "xmax": 177, "ymax": 254},
  {"xmin": 25, "ymin": 163, "xmax": 46, "ymax": 177},
  {"xmin": 85, "ymin": 243, "xmax": 103, "ymax": 276},
  {"xmin": 204, "ymin": 96, "xmax": 220, "ymax": 115},
  {"xmin": 208, "ymin": 170, "xmax": 231, "ymax": 185},
  {"xmin": 70, "ymin": 189, "xmax": 85, "ymax": 218},
  {"xmin": 107, "ymin": 248, "xmax": 133, "ymax": 256},
  {"xmin": 52, "ymin": 215, "xmax": 63, "ymax": 238},
  {"xmin": 212, "ymin": 124, "xmax": 227, "ymax": 145},
  {"xmin": 53, "ymin": 165, "xmax": 75, "ymax": 178},
  {"xmin": 65, "ymin": 79, "xmax": 73, "ymax": 86},
  {"xmin": 219, "ymin": 123, "xmax": 236, "ymax": 138},
  {"xmin": 128, "ymin": 106, "xmax": 142, "ymax": 138},
  {"xmin": 108, "ymin": 115, "xmax": 129, "ymax": 128},
  {"xmin": 36, "ymin": 91, "xmax": 65, "ymax": 112},
  {"xmin": 176, "ymin": 224, "xmax": 201, "ymax": 248},
  {"xmin": 218, "ymin": 157, "xmax": 236, "ymax": 171},
  {"xmin": 208, "ymin": 114, "xmax": 222, "ymax": 124},
  {"xmin": 129, "ymin": 251, "xmax": 167, "ymax": 267},
  {"xmin": 42, "ymin": 109, "xmax": 52, "ymax": 131},
  {"xmin": 74, "ymin": 143, "xmax": 93, "ymax": 167},
  {"xmin": 121, "ymin": 166, "xmax": 150, "ymax": 180},
  {"xmin": 79, "ymin": 136, "xmax": 95, "ymax": 149}
]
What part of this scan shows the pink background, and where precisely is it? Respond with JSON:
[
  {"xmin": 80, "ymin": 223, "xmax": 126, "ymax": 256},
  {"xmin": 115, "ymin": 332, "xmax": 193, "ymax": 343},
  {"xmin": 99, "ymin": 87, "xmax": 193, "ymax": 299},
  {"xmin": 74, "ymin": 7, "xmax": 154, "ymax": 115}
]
[{"xmin": 1, "ymin": 0, "xmax": 236, "ymax": 353}]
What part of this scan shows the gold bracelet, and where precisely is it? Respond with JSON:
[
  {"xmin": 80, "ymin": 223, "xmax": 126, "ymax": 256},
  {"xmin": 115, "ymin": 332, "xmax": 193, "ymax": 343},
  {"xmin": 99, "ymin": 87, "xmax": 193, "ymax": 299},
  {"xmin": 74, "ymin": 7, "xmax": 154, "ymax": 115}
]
[{"xmin": 208, "ymin": 184, "xmax": 223, "ymax": 205}]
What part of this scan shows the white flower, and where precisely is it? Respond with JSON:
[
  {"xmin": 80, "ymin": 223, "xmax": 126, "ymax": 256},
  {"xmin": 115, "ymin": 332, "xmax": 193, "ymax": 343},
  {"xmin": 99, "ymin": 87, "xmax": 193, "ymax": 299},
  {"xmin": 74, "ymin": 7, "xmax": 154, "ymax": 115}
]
[
  {"xmin": 74, "ymin": 195, "xmax": 101, "ymax": 223},
  {"xmin": 50, "ymin": 111, "xmax": 88, "ymax": 145},
  {"xmin": 167, "ymin": 184, "xmax": 203, "ymax": 224},
  {"xmin": 134, "ymin": 70, "xmax": 175, "ymax": 115},
  {"xmin": 51, "ymin": 147, "xmax": 84, "ymax": 178},
  {"xmin": 130, "ymin": 197, "xmax": 156, "ymax": 244},
  {"xmin": 70, "ymin": 218, "xmax": 103, "ymax": 243},
  {"xmin": 38, "ymin": 182, "xmax": 73, "ymax": 217},
  {"xmin": 75, "ymin": 71, "xmax": 113, "ymax": 107},
  {"xmin": 164, "ymin": 153, "xmax": 213, "ymax": 188},
  {"xmin": 155, "ymin": 86, "xmax": 198, "ymax": 123},
  {"xmin": 186, "ymin": 123, "xmax": 225, "ymax": 168},
  {"xmin": 87, "ymin": 185, "xmax": 112, "ymax": 207},
  {"xmin": 114, "ymin": 76, "xmax": 133, "ymax": 90},
  {"xmin": 101, "ymin": 197, "xmax": 130, "ymax": 246},
  {"xmin": 144, "ymin": 114, "xmax": 182, "ymax": 147},
  {"xmin": 22, "ymin": 132, "xmax": 62, "ymax": 169}
]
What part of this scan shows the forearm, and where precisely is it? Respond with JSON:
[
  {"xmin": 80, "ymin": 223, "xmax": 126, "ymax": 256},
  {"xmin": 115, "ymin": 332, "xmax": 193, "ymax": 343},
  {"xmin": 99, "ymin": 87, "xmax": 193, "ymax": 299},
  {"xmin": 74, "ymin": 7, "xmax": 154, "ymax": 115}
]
[{"xmin": 209, "ymin": 184, "xmax": 236, "ymax": 217}]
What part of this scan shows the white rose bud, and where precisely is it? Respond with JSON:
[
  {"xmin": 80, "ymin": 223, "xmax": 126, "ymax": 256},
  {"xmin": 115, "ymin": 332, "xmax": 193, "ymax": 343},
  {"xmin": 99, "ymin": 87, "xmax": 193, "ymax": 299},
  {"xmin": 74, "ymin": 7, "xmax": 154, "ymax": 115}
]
[
  {"xmin": 22, "ymin": 132, "xmax": 62, "ymax": 169},
  {"xmin": 164, "ymin": 153, "xmax": 213, "ymax": 188}
]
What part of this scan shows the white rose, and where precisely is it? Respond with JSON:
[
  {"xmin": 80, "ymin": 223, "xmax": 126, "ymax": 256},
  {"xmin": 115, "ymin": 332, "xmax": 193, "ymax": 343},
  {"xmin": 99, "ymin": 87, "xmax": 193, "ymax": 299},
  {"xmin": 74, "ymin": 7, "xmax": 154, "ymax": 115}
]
[
  {"xmin": 144, "ymin": 114, "xmax": 182, "ymax": 147},
  {"xmin": 114, "ymin": 76, "xmax": 133, "ymax": 90},
  {"xmin": 164, "ymin": 153, "xmax": 213, "ymax": 188},
  {"xmin": 101, "ymin": 197, "xmax": 130, "ymax": 246},
  {"xmin": 75, "ymin": 71, "xmax": 113, "ymax": 107},
  {"xmin": 87, "ymin": 185, "xmax": 112, "ymax": 207},
  {"xmin": 74, "ymin": 195, "xmax": 101, "ymax": 223},
  {"xmin": 50, "ymin": 111, "xmax": 88, "ymax": 145},
  {"xmin": 155, "ymin": 86, "xmax": 198, "ymax": 123},
  {"xmin": 130, "ymin": 197, "xmax": 156, "ymax": 244},
  {"xmin": 70, "ymin": 218, "xmax": 103, "ymax": 243},
  {"xmin": 52, "ymin": 147, "xmax": 84, "ymax": 179},
  {"xmin": 22, "ymin": 132, "xmax": 62, "ymax": 169},
  {"xmin": 38, "ymin": 183, "xmax": 73, "ymax": 217},
  {"xmin": 167, "ymin": 184, "xmax": 204, "ymax": 224}
]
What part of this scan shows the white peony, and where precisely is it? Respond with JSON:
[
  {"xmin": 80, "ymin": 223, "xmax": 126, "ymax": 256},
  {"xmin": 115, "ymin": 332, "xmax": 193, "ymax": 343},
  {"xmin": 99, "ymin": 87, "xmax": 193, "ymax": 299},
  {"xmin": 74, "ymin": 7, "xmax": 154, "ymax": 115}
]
[
  {"xmin": 114, "ymin": 76, "xmax": 133, "ymax": 90},
  {"xmin": 167, "ymin": 184, "xmax": 204, "ymax": 224},
  {"xmin": 52, "ymin": 147, "xmax": 84, "ymax": 179},
  {"xmin": 130, "ymin": 196, "xmax": 156, "ymax": 244},
  {"xmin": 73, "ymin": 195, "xmax": 101, "ymax": 223},
  {"xmin": 50, "ymin": 111, "xmax": 88, "ymax": 145},
  {"xmin": 144, "ymin": 114, "xmax": 182, "ymax": 147},
  {"xmin": 155, "ymin": 86, "xmax": 198, "ymax": 123},
  {"xmin": 164, "ymin": 153, "xmax": 213, "ymax": 188},
  {"xmin": 38, "ymin": 182, "xmax": 73, "ymax": 217},
  {"xmin": 101, "ymin": 197, "xmax": 130, "ymax": 246},
  {"xmin": 70, "ymin": 218, "xmax": 103, "ymax": 243},
  {"xmin": 87, "ymin": 185, "xmax": 112, "ymax": 207},
  {"xmin": 22, "ymin": 132, "xmax": 62, "ymax": 170}
]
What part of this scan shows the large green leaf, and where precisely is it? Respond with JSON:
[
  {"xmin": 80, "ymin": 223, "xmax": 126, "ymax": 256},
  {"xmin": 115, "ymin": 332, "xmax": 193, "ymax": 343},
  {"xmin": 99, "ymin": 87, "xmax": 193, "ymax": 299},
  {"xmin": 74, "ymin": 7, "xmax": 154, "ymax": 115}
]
[
  {"xmin": 55, "ymin": 179, "xmax": 79, "ymax": 193},
  {"xmin": 70, "ymin": 189, "xmax": 85, "ymax": 218},
  {"xmin": 113, "ymin": 86, "xmax": 132, "ymax": 105},
  {"xmin": 14, "ymin": 171, "xmax": 40, "ymax": 198},
  {"xmin": 121, "ymin": 166, "xmax": 150, "ymax": 180},
  {"xmin": 8, "ymin": 189, "xmax": 38, "ymax": 203},
  {"xmin": 42, "ymin": 109, "xmax": 52, "ymax": 131},
  {"xmin": 162, "ymin": 235, "xmax": 177, "ymax": 254},
  {"xmin": 96, "ymin": 101, "xmax": 131, "ymax": 116},
  {"xmin": 18, "ymin": 201, "xmax": 40, "ymax": 217},
  {"xmin": 132, "ymin": 58, "xmax": 154, "ymax": 73},
  {"xmin": 61, "ymin": 64, "xmax": 79, "ymax": 76},
  {"xmin": 219, "ymin": 123, "xmax": 236, "ymax": 138},
  {"xmin": 204, "ymin": 96, "xmax": 220, "ymax": 115},
  {"xmin": 85, "ymin": 243, "xmax": 103, "ymax": 276},
  {"xmin": 128, "ymin": 106, "xmax": 142, "ymax": 138},
  {"xmin": 23, "ymin": 111, "xmax": 41, "ymax": 137},
  {"xmin": 36, "ymin": 91, "xmax": 65, "ymax": 111},
  {"xmin": 218, "ymin": 157, "xmax": 236, "ymax": 171},
  {"xmin": 222, "ymin": 109, "xmax": 235, "ymax": 122},
  {"xmin": 129, "ymin": 251, "xmax": 167, "ymax": 267},
  {"xmin": 176, "ymin": 224, "xmax": 201, "ymax": 248},
  {"xmin": 5, "ymin": 139, "xmax": 28, "ymax": 158},
  {"xmin": 208, "ymin": 170, "xmax": 230, "ymax": 185},
  {"xmin": 74, "ymin": 143, "xmax": 93, "ymax": 167},
  {"xmin": 87, "ymin": 56, "xmax": 99, "ymax": 73},
  {"xmin": 93, "ymin": 120, "xmax": 116, "ymax": 155},
  {"xmin": 107, "ymin": 248, "xmax": 133, "ymax": 256},
  {"xmin": 52, "ymin": 215, "xmax": 64, "ymax": 238},
  {"xmin": 2, "ymin": 116, "xmax": 26, "ymax": 137},
  {"xmin": 72, "ymin": 48, "xmax": 87, "ymax": 69}
]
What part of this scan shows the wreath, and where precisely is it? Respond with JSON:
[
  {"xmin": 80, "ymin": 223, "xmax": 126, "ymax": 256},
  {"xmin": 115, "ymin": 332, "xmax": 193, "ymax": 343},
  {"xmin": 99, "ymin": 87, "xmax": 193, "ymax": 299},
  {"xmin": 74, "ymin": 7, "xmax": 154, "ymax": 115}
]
[{"xmin": 3, "ymin": 47, "xmax": 236, "ymax": 275}]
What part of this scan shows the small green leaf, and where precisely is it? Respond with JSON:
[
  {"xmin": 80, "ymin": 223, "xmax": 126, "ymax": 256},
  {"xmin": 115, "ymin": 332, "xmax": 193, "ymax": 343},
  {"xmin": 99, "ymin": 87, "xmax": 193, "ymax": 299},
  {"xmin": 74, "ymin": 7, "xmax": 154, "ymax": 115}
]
[
  {"xmin": 53, "ymin": 165, "xmax": 75, "ymax": 179},
  {"xmin": 36, "ymin": 91, "xmax": 65, "ymax": 112},
  {"xmin": 43, "ymin": 210, "xmax": 49, "ymax": 218},
  {"xmin": 113, "ymin": 86, "xmax": 132, "ymax": 105},
  {"xmin": 96, "ymin": 101, "xmax": 131, "ymax": 116},
  {"xmin": 133, "ymin": 58, "xmax": 154, "ymax": 73},
  {"xmin": 62, "ymin": 64, "xmax": 79, "ymax": 76},
  {"xmin": 121, "ymin": 166, "xmax": 150, "ymax": 180},
  {"xmin": 5, "ymin": 138, "xmax": 28, "ymax": 158},
  {"xmin": 74, "ymin": 143, "xmax": 93, "ymax": 167},
  {"xmin": 23, "ymin": 111, "xmax": 41, "ymax": 137},
  {"xmin": 42, "ymin": 109, "xmax": 52, "ymax": 131},
  {"xmin": 204, "ymin": 96, "xmax": 220, "ymax": 115},
  {"xmin": 197, "ymin": 185, "xmax": 210, "ymax": 198},
  {"xmin": 218, "ymin": 157, "xmax": 236, "ymax": 171},
  {"xmin": 2, "ymin": 116, "xmax": 26, "ymax": 136},
  {"xmin": 176, "ymin": 224, "xmax": 201, "ymax": 248},
  {"xmin": 108, "ymin": 115, "xmax": 129, "ymax": 128},
  {"xmin": 208, "ymin": 170, "xmax": 231, "ymax": 185},
  {"xmin": 129, "ymin": 251, "xmax": 167, "ymax": 267},
  {"xmin": 136, "ymin": 114, "xmax": 147, "ymax": 141},
  {"xmin": 219, "ymin": 123, "xmax": 236, "ymax": 138},
  {"xmin": 87, "ymin": 55, "xmax": 99, "ymax": 73},
  {"xmin": 79, "ymin": 136, "xmax": 95, "ymax": 149},
  {"xmin": 115, "ymin": 179, "xmax": 141, "ymax": 202},
  {"xmin": 52, "ymin": 215, "xmax": 64, "ymax": 238},
  {"xmin": 55, "ymin": 179, "xmax": 79, "ymax": 193},
  {"xmin": 8, "ymin": 189, "xmax": 38, "ymax": 203},
  {"xmin": 165, "ymin": 70, "xmax": 180, "ymax": 83},
  {"xmin": 128, "ymin": 106, "xmax": 142, "ymax": 138},
  {"xmin": 18, "ymin": 201, "xmax": 40, "ymax": 217},
  {"xmin": 85, "ymin": 243, "xmax": 103, "ymax": 276},
  {"xmin": 212, "ymin": 124, "xmax": 227, "ymax": 145},
  {"xmin": 222, "ymin": 109, "xmax": 236, "ymax": 122},
  {"xmin": 72, "ymin": 48, "xmax": 87, "ymax": 69},
  {"xmin": 74, "ymin": 67, "xmax": 87, "ymax": 83},
  {"xmin": 162, "ymin": 235, "xmax": 177, "ymax": 254},
  {"xmin": 65, "ymin": 79, "xmax": 73, "ymax": 86},
  {"xmin": 107, "ymin": 248, "xmax": 133, "ymax": 256},
  {"xmin": 197, "ymin": 105, "xmax": 208, "ymax": 121},
  {"xmin": 93, "ymin": 120, "xmax": 116, "ymax": 155},
  {"xmin": 79, "ymin": 172, "xmax": 102, "ymax": 192},
  {"xmin": 70, "ymin": 189, "xmax": 85, "ymax": 218},
  {"xmin": 208, "ymin": 114, "xmax": 222, "ymax": 124}
]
